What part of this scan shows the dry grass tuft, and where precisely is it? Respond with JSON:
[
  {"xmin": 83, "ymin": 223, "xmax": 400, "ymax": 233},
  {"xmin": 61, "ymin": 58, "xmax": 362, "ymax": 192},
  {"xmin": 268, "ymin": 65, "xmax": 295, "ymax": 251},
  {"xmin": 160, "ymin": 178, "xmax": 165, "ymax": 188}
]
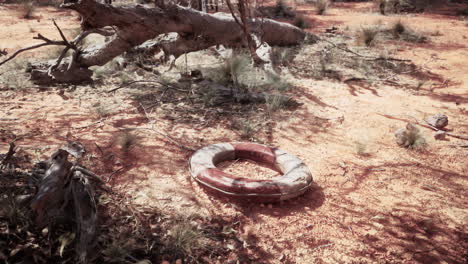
[
  {"xmin": 0, "ymin": 58, "xmax": 32, "ymax": 89},
  {"xmin": 117, "ymin": 131, "xmax": 139, "ymax": 153},
  {"xmin": 19, "ymin": 0, "xmax": 35, "ymax": 19},
  {"xmin": 294, "ymin": 16, "xmax": 311, "ymax": 29},
  {"xmin": 390, "ymin": 20, "xmax": 427, "ymax": 43},
  {"xmin": 358, "ymin": 26, "xmax": 380, "ymax": 47},
  {"xmin": 274, "ymin": 0, "xmax": 295, "ymax": 17},
  {"xmin": 168, "ymin": 222, "xmax": 205, "ymax": 257},
  {"xmin": 406, "ymin": 128, "xmax": 427, "ymax": 150},
  {"xmin": 316, "ymin": 0, "xmax": 330, "ymax": 15}
]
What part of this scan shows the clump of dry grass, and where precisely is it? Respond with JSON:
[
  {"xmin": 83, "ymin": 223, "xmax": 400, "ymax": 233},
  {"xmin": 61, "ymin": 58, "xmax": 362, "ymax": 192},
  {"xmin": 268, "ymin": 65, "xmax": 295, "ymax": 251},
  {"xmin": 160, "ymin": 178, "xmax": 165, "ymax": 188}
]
[
  {"xmin": 270, "ymin": 47, "xmax": 297, "ymax": 68},
  {"xmin": 358, "ymin": 26, "xmax": 380, "ymax": 47},
  {"xmin": 274, "ymin": 0, "xmax": 295, "ymax": 18},
  {"xmin": 19, "ymin": 0, "xmax": 35, "ymax": 19},
  {"xmin": 265, "ymin": 93, "xmax": 294, "ymax": 113},
  {"xmin": 392, "ymin": 20, "xmax": 406, "ymax": 35},
  {"xmin": 235, "ymin": 119, "xmax": 258, "ymax": 139},
  {"xmin": 293, "ymin": 16, "xmax": 311, "ymax": 29},
  {"xmin": 390, "ymin": 20, "xmax": 427, "ymax": 43},
  {"xmin": 91, "ymin": 102, "xmax": 112, "ymax": 118},
  {"xmin": 355, "ymin": 141, "xmax": 369, "ymax": 156},
  {"xmin": 316, "ymin": 0, "xmax": 330, "ymax": 15},
  {"xmin": 117, "ymin": 131, "xmax": 139, "ymax": 153},
  {"xmin": 406, "ymin": 128, "xmax": 427, "ymax": 150},
  {"xmin": 0, "ymin": 59, "xmax": 32, "ymax": 89},
  {"xmin": 168, "ymin": 222, "xmax": 205, "ymax": 257}
]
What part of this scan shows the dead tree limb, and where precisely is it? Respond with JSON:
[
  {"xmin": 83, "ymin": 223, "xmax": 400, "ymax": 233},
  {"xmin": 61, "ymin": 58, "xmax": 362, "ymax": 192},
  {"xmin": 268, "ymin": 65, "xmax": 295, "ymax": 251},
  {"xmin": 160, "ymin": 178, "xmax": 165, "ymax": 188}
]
[
  {"xmin": 0, "ymin": 34, "xmax": 66, "ymax": 67},
  {"xmin": 29, "ymin": 142, "xmax": 99, "ymax": 264},
  {"xmin": 0, "ymin": 142, "xmax": 17, "ymax": 170},
  {"xmin": 13, "ymin": 0, "xmax": 310, "ymax": 84}
]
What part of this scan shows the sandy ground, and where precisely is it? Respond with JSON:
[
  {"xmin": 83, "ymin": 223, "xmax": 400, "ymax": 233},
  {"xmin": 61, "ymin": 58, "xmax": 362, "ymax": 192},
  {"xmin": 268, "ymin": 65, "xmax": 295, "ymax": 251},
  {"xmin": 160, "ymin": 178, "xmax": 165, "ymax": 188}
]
[{"xmin": 1, "ymin": 1, "xmax": 467, "ymax": 263}]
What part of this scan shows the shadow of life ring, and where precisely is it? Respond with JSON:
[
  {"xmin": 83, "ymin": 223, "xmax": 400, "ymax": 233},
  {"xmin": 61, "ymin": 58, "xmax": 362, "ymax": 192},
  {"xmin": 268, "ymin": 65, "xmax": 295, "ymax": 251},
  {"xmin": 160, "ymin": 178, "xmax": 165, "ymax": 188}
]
[{"xmin": 189, "ymin": 142, "xmax": 313, "ymax": 202}]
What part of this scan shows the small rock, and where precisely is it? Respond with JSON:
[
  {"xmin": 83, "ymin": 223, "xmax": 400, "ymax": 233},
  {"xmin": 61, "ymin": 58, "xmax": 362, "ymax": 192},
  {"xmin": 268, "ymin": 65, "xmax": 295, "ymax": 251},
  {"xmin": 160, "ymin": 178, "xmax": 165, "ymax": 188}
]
[
  {"xmin": 434, "ymin": 131, "xmax": 446, "ymax": 140},
  {"xmin": 279, "ymin": 254, "xmax": 286, "ymax": 261},
  {"xmin": 425, "ymin": 114, "xmax": 448, "ymax": 129},
  {"xmin": 371, "ymin": 215, "xmax": 386, "ymax": 221}
]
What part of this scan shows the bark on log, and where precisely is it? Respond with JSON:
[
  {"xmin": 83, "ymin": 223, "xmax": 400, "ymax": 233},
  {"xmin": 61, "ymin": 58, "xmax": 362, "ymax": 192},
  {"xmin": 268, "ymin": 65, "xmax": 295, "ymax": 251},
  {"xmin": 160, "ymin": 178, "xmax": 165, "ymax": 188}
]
[
  {"xmin": 30, "ymin": 149, "xmax": 72, "ymax": 227},
  {"xmin": 29, "ymin": 142, "xmax": 98, "ymax": 264},
  {"xmin": 29, "ymin": 0, "xmax": 313, "ymax": 84}
]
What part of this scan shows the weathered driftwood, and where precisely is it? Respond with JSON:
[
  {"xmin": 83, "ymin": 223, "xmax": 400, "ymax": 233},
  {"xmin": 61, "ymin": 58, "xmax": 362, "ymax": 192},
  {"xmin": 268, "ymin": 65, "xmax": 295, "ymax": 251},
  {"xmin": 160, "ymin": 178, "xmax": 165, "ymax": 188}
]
[
  {"xmin": 22, "ymin": 0, "xmax": 313, "ymax": 84},
  {"xmin": 0, "ymin": 142, "xmax": 16, "ymax": 170},
  {"xmin": 30, "ymin": 149, "xmax": 73, "ymax": 226},
  {"xmin": 29, "ymin": 142, "xmax": 100, "ymax": 264}
]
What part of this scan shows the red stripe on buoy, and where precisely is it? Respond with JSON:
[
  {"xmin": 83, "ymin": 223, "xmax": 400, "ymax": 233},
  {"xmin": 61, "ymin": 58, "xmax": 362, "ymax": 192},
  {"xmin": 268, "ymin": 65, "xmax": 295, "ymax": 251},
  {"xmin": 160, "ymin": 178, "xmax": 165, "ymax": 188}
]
[
  {"xmin": 197, "ymin": 168, "xmax": 281, "ymax": 195},
  {"xmin": 232, "ymin": 142, "xmax": 276, "ymax": 166}
]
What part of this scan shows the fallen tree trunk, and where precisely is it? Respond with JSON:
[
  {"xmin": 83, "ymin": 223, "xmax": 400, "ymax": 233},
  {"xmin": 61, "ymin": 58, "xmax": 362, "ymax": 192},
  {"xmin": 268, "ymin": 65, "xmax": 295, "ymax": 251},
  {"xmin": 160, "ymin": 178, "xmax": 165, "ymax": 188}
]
[{"xmin": 24, "ymin": 0, "xmax": 314, "ymax": 84}]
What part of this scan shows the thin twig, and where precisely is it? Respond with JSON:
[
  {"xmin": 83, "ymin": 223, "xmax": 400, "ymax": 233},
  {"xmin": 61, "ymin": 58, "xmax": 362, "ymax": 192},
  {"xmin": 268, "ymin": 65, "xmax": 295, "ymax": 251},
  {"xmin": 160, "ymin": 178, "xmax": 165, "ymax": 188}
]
[
  {"xmin": 73, "ymin": 118, "xmax": 106, "ymax": 129},
  {"xmin": 106, "ymin": 167, "xmax": 124, "ymax": 183},
  {"xmin": 0, "ymin": 43, "xmax": 58, "ymax": 67},
  {"xmin": 107, "ymin": 80, "xmax": 189, "ymax": 93},
  {"xmin": 53, "ymin": 20, "xmax": 74, "ymax": 49},
  {"xmin": 320, "ymin": 38, "xmax": 411, "ymax": 62},
  {"xmin": 311, "ymin": 243, "xmax": 334, "ymax": 252}
]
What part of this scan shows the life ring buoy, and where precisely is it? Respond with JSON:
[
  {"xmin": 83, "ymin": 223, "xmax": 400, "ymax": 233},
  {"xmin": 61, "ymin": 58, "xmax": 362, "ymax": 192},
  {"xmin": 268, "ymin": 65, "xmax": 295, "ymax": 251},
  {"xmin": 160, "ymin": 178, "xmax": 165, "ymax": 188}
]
[{"xmin": 189, "ymin": 142, "xmax": 313, "ymax": 202}]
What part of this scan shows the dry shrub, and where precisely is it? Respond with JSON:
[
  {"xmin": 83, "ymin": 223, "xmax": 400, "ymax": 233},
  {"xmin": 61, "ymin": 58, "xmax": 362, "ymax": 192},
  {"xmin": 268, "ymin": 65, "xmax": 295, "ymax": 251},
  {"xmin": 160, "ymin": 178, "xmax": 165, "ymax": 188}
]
[
  {"xmin": 293, "ymin": 16, "xmax": 312, "ymax": 29},
  {"xmin": 168, "ymin": 222, "xmax": 205, "ymax": 257},
  {"xmin": 355, "ymin": 142, "xmax": 369, "ymax": 156},
  {"xmin": 19, "ymin": 0, "xmax": 35, "ymax": 19},
  {"xmin": 406, "ymin": 128, "xmax": 427, "ymax": 150},
  {"xmin": 0, "ymin": 58, "xmax": 31, "ymax": 89},
  {"xmin": 316, "ymin": 0, "xmax": 330, "ymax": 15},
  {"xmin": 390, "ymin": 20, "xmax": 428, "ymax": 43},
  {"xmin": 270, "ymin": 47, "xmax": 298, "ymax": 67},
  {"xmin": 274, "ymin": 0, "xmax": 296, "ymax": 17},
  {"xmin": 357, "ymin": 27, "xmax": 380, "ymax": 46},
  {"xmin": 234, "ymin": 119, "xmax": 259, "ymax": 139},
  {"xmin": 265, "ymin": 93, "xmax": 294, "ymax": 113},
  {"xmin": 117, "ymin": 131, "xmax": 139, "ymax": 153}
]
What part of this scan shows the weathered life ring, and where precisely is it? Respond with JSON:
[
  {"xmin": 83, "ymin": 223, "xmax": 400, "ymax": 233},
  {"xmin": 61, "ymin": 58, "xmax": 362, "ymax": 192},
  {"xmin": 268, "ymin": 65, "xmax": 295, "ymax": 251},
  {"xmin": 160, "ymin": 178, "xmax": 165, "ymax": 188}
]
[{"xmin": 189, "ymin": 142, "xmax": 313, "ymax": 202}]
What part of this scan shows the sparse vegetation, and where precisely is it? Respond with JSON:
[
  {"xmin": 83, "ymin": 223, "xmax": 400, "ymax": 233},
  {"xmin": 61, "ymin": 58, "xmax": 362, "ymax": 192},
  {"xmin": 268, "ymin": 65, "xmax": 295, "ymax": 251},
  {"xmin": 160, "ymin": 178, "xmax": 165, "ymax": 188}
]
[
  {"xmin": 406, "ymin": 127, "xmax": 427, "ymax": 150},
  {"xmin": 0, "ymin": 59, "xmax": 31, "ymax": 89},
  {"xmin": 293, "ymin": 16, "xmax": 311, "ymax": 29},
  {"xmin": 358, "ymin": 26, "xmax": 379, "ymax": 46},
  {"xmin": 265, "ymin": 93, "xmax": 294, "ymax": 113},
  {"xmin": 19, "ymin": 0, "xmax": 35, "ymax": 19},
  {"xmin": 102, "ymin": 240, "xmax": 133, "ymax": 263},
  {"xmin": 390, "ymin": 20, "xmax": 427, "ymax": 43},
  {"xmin": 117, "ymin": 131, "xmax": 139, "ymax": 153},
  {"xmin": 274, "ymin": 0, "xmax": 295, "ymax": 17},
  {"xmin": 1, "ymin": 2, "xmax": 466, "ymax": 263},
  {"xmin": 392, "ymin": 20, "xmax": 406, "ymax": 36},
  {"xmin": 270, "ymin": 47, "xmax": 298, "ymax": 68},
  {"xmin": 235, "ymin": 119, "xmax": 259, "ymax": 139},
  {"xmin": 1, "ymin": 195, "xmax": 30, "ymax": 227},
  {"xmin": 91, "ymin": 102, "xmax": 112, "ymax": 118},
  {"xmin": 316, "ymin": 0, "xmax": 330, "ymax": 15},
  {"xmin": 355, "ymin": 141, "xmax": 369, "ymax": 156},
  {"xmin": 168, "ymin": 222, "xmax": 205, "ymax": 257}
]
